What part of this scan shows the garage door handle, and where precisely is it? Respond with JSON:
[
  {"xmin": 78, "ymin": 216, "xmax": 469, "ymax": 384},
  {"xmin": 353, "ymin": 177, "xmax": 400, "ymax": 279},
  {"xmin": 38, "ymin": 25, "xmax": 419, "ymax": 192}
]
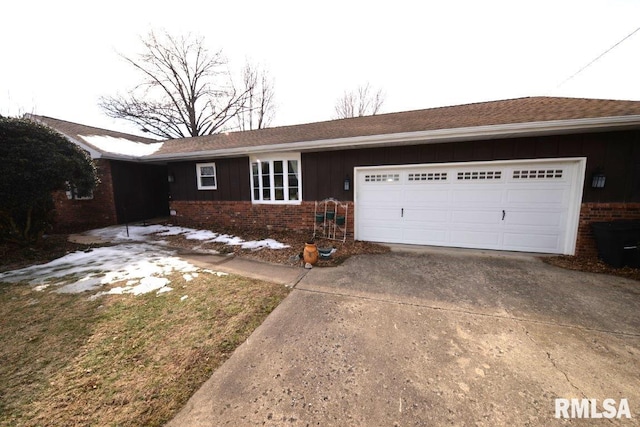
[
  {"xmin": 401, "ymin": 208, "xmax": 404, "ymax": 217},
  {"xmin": 502, "ymin": 210, "xmax": 506, "ymax": 221}
]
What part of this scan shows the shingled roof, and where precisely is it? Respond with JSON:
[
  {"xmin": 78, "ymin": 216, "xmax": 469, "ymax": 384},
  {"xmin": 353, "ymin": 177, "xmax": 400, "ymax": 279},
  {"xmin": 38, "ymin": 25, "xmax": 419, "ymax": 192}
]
[
  {"xmin": 29, "ymin": 97, "xmax": 640, "ymax": 162},
  {"xmin": 151, "ymin": 97, "xmax": 640, "ymax": 159},
  {"xmin": 28, "ymin": 115, "xmax": 162, "ymax": 159}
]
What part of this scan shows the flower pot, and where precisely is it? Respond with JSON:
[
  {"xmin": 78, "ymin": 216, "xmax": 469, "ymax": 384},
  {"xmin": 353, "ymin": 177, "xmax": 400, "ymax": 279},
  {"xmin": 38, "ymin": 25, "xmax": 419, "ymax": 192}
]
[
  {"xmin": 315, "ymin": 213, "xmax": 325, "ymax": 223},
  {"xmin": 318, "ymin": 247, "xmax": 334, "ymax": 259},
  {"xmin": 303, "ymin": 242, "xmax": 319, "ymax": 265},
  {"xmin": 336, "ymin": 216, "xmax": 345, "ymax": 226},
  {"xmin": 326, "ymin": 211, "xmax": 335, "ymax": 220}
]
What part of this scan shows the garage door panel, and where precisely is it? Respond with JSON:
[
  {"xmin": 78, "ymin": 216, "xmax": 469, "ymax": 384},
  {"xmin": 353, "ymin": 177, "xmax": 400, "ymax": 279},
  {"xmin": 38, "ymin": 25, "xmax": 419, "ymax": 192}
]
[
  {"xmin": 451, "ymin": 210, "xmax": 500, "ymax": 225},
  {"xmin": 504, "ymin": 211, "xmax": 563, "ymax": 227},
  {"xmin": 361, "ymin": 225, "xmax": 405, "ymax": 243},
  {"xmin": 403, "ymin": 209, "xmax": 449, "ymax": 222},
  {"xmin": 503, "ymin": 232, "xmax": 561, "ymax": 253},
  {"xmin": 358, "ymin": 207, "xmax": 400, "ymax": 221},
  {"xmin": 452, "ymin": 189, "xmax": 503, "ymax": 203},
  {"xmin": 505, "ymin": 188, "xmax": 567, "ymax": 205},
  {"xmin": 450, "ymin": 229, "xmax": 501, "ymax": 246},
  {"xmin": 358, "ymin": 189, "xmax": 402, "ymax": 204},
  {"xmin": 404, "ymin": 189, "xmax": 449, "ymax": 203},
  {"xmin": 402, "ymin": 228, "xmax": 448, "ymax": 244}
]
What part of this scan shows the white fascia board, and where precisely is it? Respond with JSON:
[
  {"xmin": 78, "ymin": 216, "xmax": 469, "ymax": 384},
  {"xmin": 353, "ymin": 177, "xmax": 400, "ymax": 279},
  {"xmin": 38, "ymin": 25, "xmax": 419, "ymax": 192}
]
[
  {"xmin": 142, "ymin": 115, "xmax": 640, "ymax": 162},
  {"xmin": 352, "ymin": 156, "xmax": 587, "ymax": 172}
]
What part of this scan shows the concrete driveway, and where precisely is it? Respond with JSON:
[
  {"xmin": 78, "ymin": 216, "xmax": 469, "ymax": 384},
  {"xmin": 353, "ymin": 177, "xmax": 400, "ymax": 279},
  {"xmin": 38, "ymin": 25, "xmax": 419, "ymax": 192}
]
[{"xmin": 167, "ymin": 249, "xmax": 640, "ymax": 426}]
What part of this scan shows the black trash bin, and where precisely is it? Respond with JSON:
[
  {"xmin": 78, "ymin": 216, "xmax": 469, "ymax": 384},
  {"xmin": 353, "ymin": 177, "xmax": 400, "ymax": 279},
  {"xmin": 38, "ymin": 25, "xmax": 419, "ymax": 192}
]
[{"xmin": 591, "ymin": 221, "xmax": 640, "ymax": 268}]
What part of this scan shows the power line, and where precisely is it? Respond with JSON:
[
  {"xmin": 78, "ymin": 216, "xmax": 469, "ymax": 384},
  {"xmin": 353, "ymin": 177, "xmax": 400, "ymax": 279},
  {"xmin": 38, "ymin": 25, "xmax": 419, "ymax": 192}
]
[{"xmin": 557, "ymin": 25, "xmax": 640, "ymax": 88}]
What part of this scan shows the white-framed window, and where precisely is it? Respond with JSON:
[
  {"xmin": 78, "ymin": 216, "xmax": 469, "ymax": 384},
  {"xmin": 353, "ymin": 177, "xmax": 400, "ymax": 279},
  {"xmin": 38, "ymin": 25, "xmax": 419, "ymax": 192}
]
[
  {"xmin": 457, "ymin": 170, "xmax": 502, "ymax": 180},
  {"xmin": 364, "ymin": 173, "xmax": 400, "ymax": 182},
  {"xmin": 65, "ymin": 183, "xmax": 94, "ymax": 200},
  {"xmin": 196, "ymin": 162, "xmax": 217, "ymax": 190},
  {"xmin": 513, "ymin": 169, "xmax": 563, "ymax": 179},
  {"xmin": 250, "ymin": 154, "xmax": 301, "ymax": 204}
]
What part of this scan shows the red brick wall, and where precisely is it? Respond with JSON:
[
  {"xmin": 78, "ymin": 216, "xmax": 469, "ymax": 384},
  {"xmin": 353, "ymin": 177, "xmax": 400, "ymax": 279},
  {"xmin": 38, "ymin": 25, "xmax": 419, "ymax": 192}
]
[
  {"xmin": 576, "ymin": 203, "xmax": 640, "ymax": 258},
  {"xmin": 52, "ymin": 159, "xmax": 118, "ymax": 233},
  {"xmin": 169, "ymin": 200, "xmax": 355, "ymax": 239}
]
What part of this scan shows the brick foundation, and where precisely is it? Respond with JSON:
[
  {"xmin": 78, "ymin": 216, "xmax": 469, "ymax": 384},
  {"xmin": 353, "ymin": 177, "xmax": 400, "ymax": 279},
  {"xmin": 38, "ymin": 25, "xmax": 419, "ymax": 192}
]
[
  {"xmin": 52, "ymin": 159, "xmax": 118, "ymax": 233},
  {"xmin": 169, "ymin": 200, "xmax": 355, "ymax": 239},
  {"xmin": 576, "ymin": 203, "xmax": 640, "ymax": 258},
  {"xmin": 170, "ymin": 200, "xmax": 640, "ymax": 258}
]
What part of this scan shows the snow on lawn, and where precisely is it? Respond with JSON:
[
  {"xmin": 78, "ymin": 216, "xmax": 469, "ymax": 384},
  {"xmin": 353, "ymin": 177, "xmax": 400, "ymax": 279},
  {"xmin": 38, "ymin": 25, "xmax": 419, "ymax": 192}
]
[
  {"xmin": 0, "ymin": 243, "xmax": 227, "ymax": 297},
  {"xmin": 0, "ymin": 224, "xmax": 287, "ymax": 298},
  {"xmin": 85, "ymin": 224, "xmax": 290, "ymax": 249}
]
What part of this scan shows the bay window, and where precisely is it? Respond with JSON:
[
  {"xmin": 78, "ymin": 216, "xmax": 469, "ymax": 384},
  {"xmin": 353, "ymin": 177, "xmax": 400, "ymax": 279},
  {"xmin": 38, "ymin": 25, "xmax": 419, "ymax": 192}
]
[{"xmin": 250, "ymin": 154, "xmax": 301, "ymax": 204}]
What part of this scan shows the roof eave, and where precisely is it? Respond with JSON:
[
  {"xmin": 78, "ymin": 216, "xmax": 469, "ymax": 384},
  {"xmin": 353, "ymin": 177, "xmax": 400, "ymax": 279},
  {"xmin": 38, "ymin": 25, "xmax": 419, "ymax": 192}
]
[
  {"xmin": 28, "ymin": 116, "xmax": 105, "ymax": 159},
  {"xmin": 141, "ymin": 115, "xmax": 640, "ymax": 162}
]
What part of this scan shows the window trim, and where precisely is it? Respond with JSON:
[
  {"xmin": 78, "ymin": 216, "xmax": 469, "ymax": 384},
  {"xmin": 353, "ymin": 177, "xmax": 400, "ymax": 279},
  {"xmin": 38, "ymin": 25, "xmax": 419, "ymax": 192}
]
[
  {"xmin": 196, "ymin": 162, "xmax": 217, "ymax": 190},
  {"xmin": 65, "ymin": 182, "xmax": 94, "ymax": 200},
  {"xmin": 249, "ymin": 153, "xmax": 302, "ymax": 205}
]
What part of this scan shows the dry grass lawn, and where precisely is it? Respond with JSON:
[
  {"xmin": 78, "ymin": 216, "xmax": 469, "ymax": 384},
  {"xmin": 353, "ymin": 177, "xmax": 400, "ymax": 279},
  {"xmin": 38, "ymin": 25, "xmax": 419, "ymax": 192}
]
[
  {"xmin": 0, "ymin": 228, "xmax": 387, "ymax": 426},
  {"xmin": 0, "ymin": 268, "xmax": 289, "ymax": 426}
]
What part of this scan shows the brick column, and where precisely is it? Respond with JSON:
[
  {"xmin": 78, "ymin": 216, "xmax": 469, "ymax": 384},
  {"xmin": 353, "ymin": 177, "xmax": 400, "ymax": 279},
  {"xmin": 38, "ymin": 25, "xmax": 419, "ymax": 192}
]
[{"xmin": 575, "ymin": 203, "xmax": 640, "ymax": 257}]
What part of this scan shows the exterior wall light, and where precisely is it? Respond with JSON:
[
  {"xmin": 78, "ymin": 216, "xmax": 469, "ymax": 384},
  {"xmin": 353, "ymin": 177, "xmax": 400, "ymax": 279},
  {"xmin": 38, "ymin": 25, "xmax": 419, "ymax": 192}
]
[
  {"xmin": 168, "ymin": 173, "xmax": 175, "ymax": 183},
  {"xmin": 344, "ymin": 176, "xmax": 351, "ymax": 191},
  {"xmin": 591, "ymin": 172, "xmax": 606, "ymax": 189}
]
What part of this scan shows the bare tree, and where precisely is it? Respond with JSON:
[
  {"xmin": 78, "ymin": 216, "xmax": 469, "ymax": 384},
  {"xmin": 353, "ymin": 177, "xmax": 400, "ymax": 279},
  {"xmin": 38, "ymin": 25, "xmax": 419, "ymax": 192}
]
[
  {"xmin": 100, "ymin": 31, "xmax": 262, "ymax": 139},
  {"xmin": 334, "ymin": 83, "xmax": 385, "ymax": 119},
  {"xmin": 236, "ymin": 63, "xmax": 276, "ymax": 131}
]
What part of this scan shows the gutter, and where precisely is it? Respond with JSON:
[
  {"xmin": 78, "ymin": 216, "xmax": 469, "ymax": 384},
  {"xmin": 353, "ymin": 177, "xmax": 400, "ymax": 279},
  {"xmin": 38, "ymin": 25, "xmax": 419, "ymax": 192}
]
[{"xmin": 141, "ymin": 115, "xmax": 640, "ymax": 162}]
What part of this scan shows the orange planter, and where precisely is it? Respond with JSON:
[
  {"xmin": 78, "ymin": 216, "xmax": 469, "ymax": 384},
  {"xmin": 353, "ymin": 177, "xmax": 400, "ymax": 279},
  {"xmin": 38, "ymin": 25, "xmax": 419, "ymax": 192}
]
[{"xmin": 303, "ymin": 242, "xmax": 319, "ymax": 265}]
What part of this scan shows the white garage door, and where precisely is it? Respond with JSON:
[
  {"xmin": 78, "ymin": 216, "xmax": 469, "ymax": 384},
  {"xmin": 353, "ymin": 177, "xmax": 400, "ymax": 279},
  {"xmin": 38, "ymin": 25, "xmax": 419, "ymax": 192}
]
[{"xmin": 355, "ymin": 159, "xmax": 585, "ymax": 254}]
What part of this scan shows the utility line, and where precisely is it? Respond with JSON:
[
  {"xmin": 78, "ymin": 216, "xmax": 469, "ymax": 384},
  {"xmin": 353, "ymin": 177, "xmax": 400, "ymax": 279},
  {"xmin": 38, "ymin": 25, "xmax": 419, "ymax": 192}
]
[{"xmin": 556, "ymin": 25, "xmax": 640, "ymax": 88}]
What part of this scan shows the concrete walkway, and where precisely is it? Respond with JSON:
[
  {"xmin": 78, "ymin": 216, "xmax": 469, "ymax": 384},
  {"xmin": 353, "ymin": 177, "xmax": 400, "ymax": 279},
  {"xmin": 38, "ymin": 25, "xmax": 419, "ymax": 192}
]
[{"xmin": 167, "ymin": 250, "xmax": 640, "ymax": 426}]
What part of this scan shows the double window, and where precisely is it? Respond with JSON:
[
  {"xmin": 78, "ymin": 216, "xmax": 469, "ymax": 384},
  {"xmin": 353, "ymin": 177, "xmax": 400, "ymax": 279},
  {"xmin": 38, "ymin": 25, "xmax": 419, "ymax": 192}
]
[{"xmin": 250, "ymin": 154, "xmax": 301, "ymax": 204}]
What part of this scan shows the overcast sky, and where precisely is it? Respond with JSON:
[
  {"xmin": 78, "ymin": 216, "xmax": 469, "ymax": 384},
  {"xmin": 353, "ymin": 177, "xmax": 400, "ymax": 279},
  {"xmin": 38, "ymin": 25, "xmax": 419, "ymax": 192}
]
[{"xmin": 3, "ymin": 0, "xmax": 640, "ymax": 136}]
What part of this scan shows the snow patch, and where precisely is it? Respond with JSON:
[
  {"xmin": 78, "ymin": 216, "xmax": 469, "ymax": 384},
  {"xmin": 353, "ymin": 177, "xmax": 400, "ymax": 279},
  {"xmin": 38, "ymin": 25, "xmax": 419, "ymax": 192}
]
[
  {"xmin": 0, "ymin": 243, "xmax": 209, "ymax": 297},
  {"xmin": 85, "ymin": 224, "xmax": 168, "ymax": 242},
  {"xmin": 241, "ymin": 238, "xmax": 289, "ymax": 250},
  {"xmin": 202, "ymin": 269, "xmax": 229, "ymax": 277},
  {"xmin": 83, "ymin": 224, "xmax": 289, "ymax": 251},
  {"xmin": 153, "ymin": 225, "xmax": 289, "ymax": 249},
  {"xmin": 93, "ymin": 277, "xmax": 170, "ymax": 298},
  {"xmin": 79, "ymin": 135, "xmax": 163, "ymax": 157},
  {"xmin": 0, "ymin": 224, "xmax": 286, "ymax": 298}
]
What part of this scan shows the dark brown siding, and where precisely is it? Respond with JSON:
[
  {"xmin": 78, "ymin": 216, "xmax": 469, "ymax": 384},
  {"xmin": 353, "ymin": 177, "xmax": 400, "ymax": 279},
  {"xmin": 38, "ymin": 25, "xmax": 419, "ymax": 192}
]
[
  {"xmin": 302, "ymin": 130, "xmax": 640, "ymax": 203},
  {"xmin": 111, "ymin": 161, "xmax": 169, "ymax": 222},
  {"xmin": 168, "ymin": 156, "xmax": 251, "ymax": 202}
]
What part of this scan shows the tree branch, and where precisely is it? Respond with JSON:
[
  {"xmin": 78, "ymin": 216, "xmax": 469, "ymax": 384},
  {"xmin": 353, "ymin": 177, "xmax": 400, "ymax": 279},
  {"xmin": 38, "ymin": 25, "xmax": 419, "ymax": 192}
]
[
  {"xmin": 100, "ymin": 30, "xmax": 273, "ymax": 138},
  {"xmin": 334, "ymin": 83, "xmax": 385, "ymax": 119}
]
